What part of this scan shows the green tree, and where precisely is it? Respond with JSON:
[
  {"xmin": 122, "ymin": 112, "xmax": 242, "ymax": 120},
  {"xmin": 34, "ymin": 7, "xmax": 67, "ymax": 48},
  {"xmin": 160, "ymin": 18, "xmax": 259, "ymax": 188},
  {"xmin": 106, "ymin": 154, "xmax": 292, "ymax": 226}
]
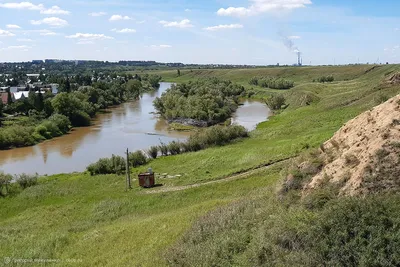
[
  {"xmin": 177, "ymin": 69, "xmax": 181, "ymax": 76},
  {"xmin": 125, "ymin": 80, "xmax": 142, "ymax": 99},
  {"xmin": 52, "ymin": 93, "xmax": 91, "ymax": 126},
  {"xmin": 0, "ymin": 101, "xmax": 3, "ymax": 118},
  {"xmin": 7, "ymin": 89, "xmax": 13, "ymax": 105},
  {"xmin": 35, "ymin": 91, "xmax": 44, "ymax": 111},
  {"xmin": 28, "ymin": 89, "xmax": 37, "ymax": 110}
]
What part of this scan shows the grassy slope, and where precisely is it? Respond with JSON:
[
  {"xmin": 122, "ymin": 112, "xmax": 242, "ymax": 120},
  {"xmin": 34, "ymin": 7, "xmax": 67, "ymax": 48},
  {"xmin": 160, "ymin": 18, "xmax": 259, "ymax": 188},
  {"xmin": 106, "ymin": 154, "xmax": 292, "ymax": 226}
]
[{"xmin": 1, "ymin": 65, "xmax": 400, "ymax": 266}]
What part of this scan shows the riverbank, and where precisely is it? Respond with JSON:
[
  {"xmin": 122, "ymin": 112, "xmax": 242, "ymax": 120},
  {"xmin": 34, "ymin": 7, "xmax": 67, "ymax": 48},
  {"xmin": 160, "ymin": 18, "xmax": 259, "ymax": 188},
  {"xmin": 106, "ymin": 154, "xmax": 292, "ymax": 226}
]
[
  {"xmin": 0, "ymin": 82, "xmax": 269, "ymax": 175},
  {"xmin": 1, "ymin": 65, "xmax": 400, "ymax": 266}
]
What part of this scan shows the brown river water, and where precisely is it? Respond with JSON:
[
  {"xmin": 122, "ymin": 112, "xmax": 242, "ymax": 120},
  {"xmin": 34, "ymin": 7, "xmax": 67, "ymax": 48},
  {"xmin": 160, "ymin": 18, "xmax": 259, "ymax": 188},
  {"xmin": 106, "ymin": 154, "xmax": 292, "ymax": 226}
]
[{"xmin": 0, "ymin": 83, "xmax": 271, "ymax": 175}]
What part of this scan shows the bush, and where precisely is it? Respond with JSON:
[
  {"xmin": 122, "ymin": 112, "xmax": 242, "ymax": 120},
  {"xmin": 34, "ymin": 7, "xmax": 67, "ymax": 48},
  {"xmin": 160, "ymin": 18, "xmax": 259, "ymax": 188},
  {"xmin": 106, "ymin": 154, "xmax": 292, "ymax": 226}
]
[
  {"xmin": 147, "ymin": 146, "xmax": 158, "ymax": 159},
  {"xmin": 166, "ymin": 193, "xmax": 400, "ymax": 267},
  {"xmin": 187, "ymin": 125, "xmax": 248, "ymax": 149},
  {"xmin": 375, "ymin": 93, "xmax": 389, "ymax": 105},
  {"xmin": 159, "ymin": 143, "xmax": 169, "ymax": 156},
  {"xmin": 250, "ymin": 76, "xmax": 294, "ymax": 89},
  {"xmin": 70, "ymin": 110, "xmax": 91, "ymax": 127},
  {"xmin": 87, "ymin": 155, "xmax": 126, "ymax": 175},
  {"xmin": 307, "ymin": 196, "xmax": 400, "ymax": 266},
  {"xmin": 266, "ymin": 95, "xmax": 286, "ymax": 110},
  {"xmin": 168, "ymin": 141, "xmax": 182, "ymax": 155},
  {"xmin": 0, "ymin": 125, "xmax": 36, "ymax": 149},
  {"xmin": 0, "ymin": 172, "xmax": 12, "ymax": 196},
  {"xmin": 15, "ymin": 173, "xmax": 38, "ymax": 189},
  {"xmin": 249, "ymin": 77, "xmax": 259, "ymax": 86},
  {"xmin": 129, "ymin": 150, "xmax": 148, "ymax": 167},
  {"xmin": 318, "ymin": 75, "xmax": 334, "ymax": 83},
  {"xmin": 48, "ymin": 114, "xmax": 71, "ymax": 133}
]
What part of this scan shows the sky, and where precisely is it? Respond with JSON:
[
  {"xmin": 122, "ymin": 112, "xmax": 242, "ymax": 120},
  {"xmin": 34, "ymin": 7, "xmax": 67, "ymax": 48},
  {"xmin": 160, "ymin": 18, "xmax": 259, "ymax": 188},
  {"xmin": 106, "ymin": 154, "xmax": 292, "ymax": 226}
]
[{"xmin": 0, "ymin": 0, "xmax": 399, "ymax": 65}]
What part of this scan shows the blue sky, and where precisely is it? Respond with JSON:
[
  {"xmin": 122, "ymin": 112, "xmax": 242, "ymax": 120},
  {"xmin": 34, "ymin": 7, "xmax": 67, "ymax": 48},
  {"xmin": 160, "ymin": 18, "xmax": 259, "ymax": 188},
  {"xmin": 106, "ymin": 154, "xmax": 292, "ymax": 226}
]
[{"xmin": 0, "ymin": 0, "xmax": 399, "ymax": 65}]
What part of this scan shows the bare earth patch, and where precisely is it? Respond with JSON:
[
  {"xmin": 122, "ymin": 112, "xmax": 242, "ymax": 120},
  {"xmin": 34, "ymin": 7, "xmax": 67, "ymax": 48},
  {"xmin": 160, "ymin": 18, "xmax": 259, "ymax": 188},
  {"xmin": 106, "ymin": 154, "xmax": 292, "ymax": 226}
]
[{"xmin": 305, "ymin": 94, "xmax": 400, "ymax": 195}]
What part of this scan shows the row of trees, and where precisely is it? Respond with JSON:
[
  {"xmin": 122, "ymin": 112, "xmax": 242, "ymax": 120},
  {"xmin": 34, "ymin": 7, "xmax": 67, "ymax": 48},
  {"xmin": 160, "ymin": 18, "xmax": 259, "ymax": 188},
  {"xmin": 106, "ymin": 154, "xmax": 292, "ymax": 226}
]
[
  {"xmin": 249, "ymin": 76, "xmax": 295, "ymax": 90},
  {"xmin": 153, "ymin": 78, "xmax": 246, "ymax": 125},
  {"xmin": 0, "ymin": 74, "xmax": 162, "ymax": 149}
]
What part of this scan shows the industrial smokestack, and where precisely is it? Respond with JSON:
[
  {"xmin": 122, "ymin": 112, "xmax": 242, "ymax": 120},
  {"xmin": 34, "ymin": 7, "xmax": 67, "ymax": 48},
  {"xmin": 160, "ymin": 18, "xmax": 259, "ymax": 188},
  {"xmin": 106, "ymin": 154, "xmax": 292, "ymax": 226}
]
[
  {"xmin": 295, "ymin": 51, "xmax": 302, "ymax": 66},
  {"xmin": 280, "ymin": 33, "xmax": 302, "ymax": 66}
]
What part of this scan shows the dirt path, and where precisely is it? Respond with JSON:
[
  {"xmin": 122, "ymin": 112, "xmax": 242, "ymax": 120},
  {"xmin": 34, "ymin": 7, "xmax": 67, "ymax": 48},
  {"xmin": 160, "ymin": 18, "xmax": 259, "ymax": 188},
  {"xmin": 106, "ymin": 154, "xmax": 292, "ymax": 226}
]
[{"xmin": 144, "ymin": 158, "xmax": 291, "ymax": 194}]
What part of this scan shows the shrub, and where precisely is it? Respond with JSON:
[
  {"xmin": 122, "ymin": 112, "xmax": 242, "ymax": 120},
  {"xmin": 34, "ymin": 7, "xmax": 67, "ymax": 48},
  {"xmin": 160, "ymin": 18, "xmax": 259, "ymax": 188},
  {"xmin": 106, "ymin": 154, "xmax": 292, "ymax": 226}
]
[
  {"xmin": 0, "ymin": 172, "xmax": 12, "ymax": 196},
  {"xmin": 307, "ymin": 196, "xmax": 400, "ymax": 266},
  {"xmin": 15, "ymin": 173, "xmax": 38, "ymax": 189},
  {"xmin": 375, "ymin": 93, "xmax": 389, "ymax": 105},
  {"xmin": 40, "ymin": 120, "xmax": 62, "ymax": 137},
  {"xmin": 318, "ymin": 75, "xmax": 334, "ymax": 83},
  {"xmin": 266, "ymin": 95, "xmax": 286, "ymax": 110},
  {"xmin": 35, "ymin": 124, "xmax": 49, "ymax": 139},
  {"xmin": 48, "ymin": 114, "xmax": 71, "ymax": 133},
  {"xmin": 0, "ymin": 125, "xmax": 36, "ymax": 149},
  {"xmin": 159, "ymin": 143, "xmax": 169, "ymax": 156},
  {"xmin": 70, "ymin": 111, "xmax": 91, "ymax": 127},
  {"xmin": 249, "ymin": 77, "xmax": 259, "ymax": 86},
  {"xmin": 147, "ymin": 146, "xmax": 159, "ymax": 159},
  {"xmin": 129, "ymin": 150, "xmax": 148, "ymax": 167},
  {"xmin": 168, "ymin": 141, "xmax": 182, "ymax": 155},
  {"xmin": 250, "ymin": 76, "xmax": 294, "ymax": 89},
  {"xmin": 87, "ymin": 155, "xmax": 126, "ymax": 175}
]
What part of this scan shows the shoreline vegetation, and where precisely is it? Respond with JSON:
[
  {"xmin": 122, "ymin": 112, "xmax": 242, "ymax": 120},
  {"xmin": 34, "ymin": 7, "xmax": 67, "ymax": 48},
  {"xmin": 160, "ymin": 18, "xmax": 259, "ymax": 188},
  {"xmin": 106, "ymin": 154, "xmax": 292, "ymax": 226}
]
[
  {"xmin": 153, "ymin": 78, "xmax": 250, "ymax": 127},
  {"xmin": 1, "ymin": 64, "xmax": 400, "ymax": 266},
  {"xmin": 0, "ymin": 74, "xmax": 162, "ymax": 150}
]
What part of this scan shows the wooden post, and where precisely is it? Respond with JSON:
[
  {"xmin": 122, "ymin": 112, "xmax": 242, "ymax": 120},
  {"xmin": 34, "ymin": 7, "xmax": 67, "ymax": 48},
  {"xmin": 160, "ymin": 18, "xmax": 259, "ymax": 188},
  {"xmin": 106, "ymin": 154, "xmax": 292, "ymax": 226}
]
[{"xmin": 126, "ymin": 148, "xmax": 131, "ymax": 190}]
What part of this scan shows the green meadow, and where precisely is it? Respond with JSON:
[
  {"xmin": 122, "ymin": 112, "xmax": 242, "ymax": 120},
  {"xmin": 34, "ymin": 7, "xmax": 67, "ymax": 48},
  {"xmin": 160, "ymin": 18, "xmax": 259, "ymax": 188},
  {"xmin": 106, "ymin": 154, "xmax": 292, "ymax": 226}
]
[{"xmin": 1, "ymin": 64, "xmax": 400, "ymax": 266}]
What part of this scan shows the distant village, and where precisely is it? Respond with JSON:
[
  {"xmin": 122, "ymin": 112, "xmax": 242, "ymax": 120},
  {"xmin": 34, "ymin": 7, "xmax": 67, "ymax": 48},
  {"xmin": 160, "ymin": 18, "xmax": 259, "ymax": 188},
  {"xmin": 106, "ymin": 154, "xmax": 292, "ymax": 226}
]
[{"xmin": 0, "ymin": 73, "xmax": 58, "ymax": 105}]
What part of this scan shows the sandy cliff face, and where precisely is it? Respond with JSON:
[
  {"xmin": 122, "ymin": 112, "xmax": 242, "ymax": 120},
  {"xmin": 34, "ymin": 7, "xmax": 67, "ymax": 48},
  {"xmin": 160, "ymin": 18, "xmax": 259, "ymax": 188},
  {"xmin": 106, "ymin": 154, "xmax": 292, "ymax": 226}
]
[{"xmin": 305, "ymin": 95, "xmax": 400, "ymax": 195}]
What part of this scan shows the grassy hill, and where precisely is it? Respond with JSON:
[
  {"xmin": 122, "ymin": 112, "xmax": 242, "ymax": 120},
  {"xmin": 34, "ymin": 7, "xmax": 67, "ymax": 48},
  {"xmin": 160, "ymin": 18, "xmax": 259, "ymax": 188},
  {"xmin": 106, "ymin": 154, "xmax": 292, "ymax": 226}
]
[{"xmin": 1, "ymin": 65, "xmax": 400, "ymax": 266}]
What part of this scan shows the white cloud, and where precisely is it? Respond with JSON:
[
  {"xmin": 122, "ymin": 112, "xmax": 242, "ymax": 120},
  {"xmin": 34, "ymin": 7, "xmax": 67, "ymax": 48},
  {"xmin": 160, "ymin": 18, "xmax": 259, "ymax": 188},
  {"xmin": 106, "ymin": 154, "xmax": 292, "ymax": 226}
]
[
  {"xmin": 31, "ymin": 17, "xmax": 68, "ymax": 27},
  {"xmin": 204, "ymin": 24, "xmax": 243, "ymax": 31},
  {"xmin": 77, "ymin": 40, "xmax": 94, "ymax": 45},
  {"xmin": 89, "ymin": 12, "xmax": 107, "ymax": 17},
  {"xmin": 150, "ymin": 44, "xmax": 172, "ymax": 49},
  {"xmin": 111, "ymin": 28, "xmax": 136, "ymax": 33},
  {"xmin": 0, "ymin": 2, "xmax": 44, "ymax": 10},
  {"xmin": 0, "ymin": 29, "xmax": 15, "ymax": 37},
  {"xmin": 66, "ymin": 33, "xmax": 114, "ymax": 41},
  {"xmin": 17, "ymin": 38, "xmax": 34, "ymax": 42},
  {"xmin": 0, "ymin": 45, "xmax": 31, "ymax": 51},
  {"xmin": 109, "ymin": 15, "xmax": 132, "ymax": 21},
  {"xmin": 185, "ymin": 9, "xmax": 191, "ymax": 12},
  {"xmin": 159, "ymin": 19, "xmax": 193, "ymax": 28},
  {"xmin": 39, "ymin": 29, "xmax": 57, "ymax": 36},
  {"xmin": 217, "ymin": 0, "xmax": 312, "ymax": 17},
  {"xmin": 6, "ymin": 24, "xmax": 21, "ymax": 29},
  {"xmin": 41, "ymin": 6, "xmax": 70, "ymax": 15},
  {"xmin": 288, "ymin": 35, "xmax": 301, "ymax": 39}
]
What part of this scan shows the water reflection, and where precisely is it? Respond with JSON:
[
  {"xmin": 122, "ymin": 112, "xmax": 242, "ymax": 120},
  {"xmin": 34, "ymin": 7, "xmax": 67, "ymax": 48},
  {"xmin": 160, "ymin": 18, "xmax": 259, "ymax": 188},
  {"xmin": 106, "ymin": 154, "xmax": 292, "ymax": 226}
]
[{"xmin": 0, "ymin": 83, "xmax": 270, "ymax": 175}]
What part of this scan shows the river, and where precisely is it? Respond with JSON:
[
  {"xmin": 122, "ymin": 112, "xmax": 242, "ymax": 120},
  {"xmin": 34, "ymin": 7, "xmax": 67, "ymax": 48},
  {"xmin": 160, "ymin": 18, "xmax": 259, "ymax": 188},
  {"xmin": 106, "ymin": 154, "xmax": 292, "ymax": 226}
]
[{"xmin": 0, "ymin": 82, "xmax": 271, "ymax": 175}]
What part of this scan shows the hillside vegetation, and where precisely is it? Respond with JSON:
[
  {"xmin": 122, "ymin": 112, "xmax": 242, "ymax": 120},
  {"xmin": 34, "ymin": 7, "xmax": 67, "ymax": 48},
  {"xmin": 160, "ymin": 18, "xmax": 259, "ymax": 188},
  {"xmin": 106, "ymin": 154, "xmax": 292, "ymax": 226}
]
[{"xmin": 1, "ymin": 65, "xmax": 400, "ymax": 266}]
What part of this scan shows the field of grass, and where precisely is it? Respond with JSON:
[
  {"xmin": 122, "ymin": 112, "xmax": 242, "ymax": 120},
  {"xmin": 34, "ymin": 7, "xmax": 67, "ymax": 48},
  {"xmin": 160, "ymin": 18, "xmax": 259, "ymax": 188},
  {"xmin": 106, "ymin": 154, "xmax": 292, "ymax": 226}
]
[{"xmin": 1, "ymin": 64, "xmax": 400, "ymax": 266}]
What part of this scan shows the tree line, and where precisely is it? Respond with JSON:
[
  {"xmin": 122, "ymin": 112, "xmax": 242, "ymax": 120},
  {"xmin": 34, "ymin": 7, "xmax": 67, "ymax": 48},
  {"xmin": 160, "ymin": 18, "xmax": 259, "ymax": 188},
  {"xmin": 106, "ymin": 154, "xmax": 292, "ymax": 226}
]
[{"xmin": 0, "ymin": 74, "xmax": 161, "ymax": 149}]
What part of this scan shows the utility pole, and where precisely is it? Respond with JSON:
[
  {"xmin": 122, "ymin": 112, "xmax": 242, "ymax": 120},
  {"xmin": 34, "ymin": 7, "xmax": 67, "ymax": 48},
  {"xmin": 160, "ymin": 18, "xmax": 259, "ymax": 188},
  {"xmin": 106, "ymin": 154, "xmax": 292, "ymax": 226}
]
[{"xmin": 126, "ymin": 148, "xmax": 131, "ymax": 190}]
